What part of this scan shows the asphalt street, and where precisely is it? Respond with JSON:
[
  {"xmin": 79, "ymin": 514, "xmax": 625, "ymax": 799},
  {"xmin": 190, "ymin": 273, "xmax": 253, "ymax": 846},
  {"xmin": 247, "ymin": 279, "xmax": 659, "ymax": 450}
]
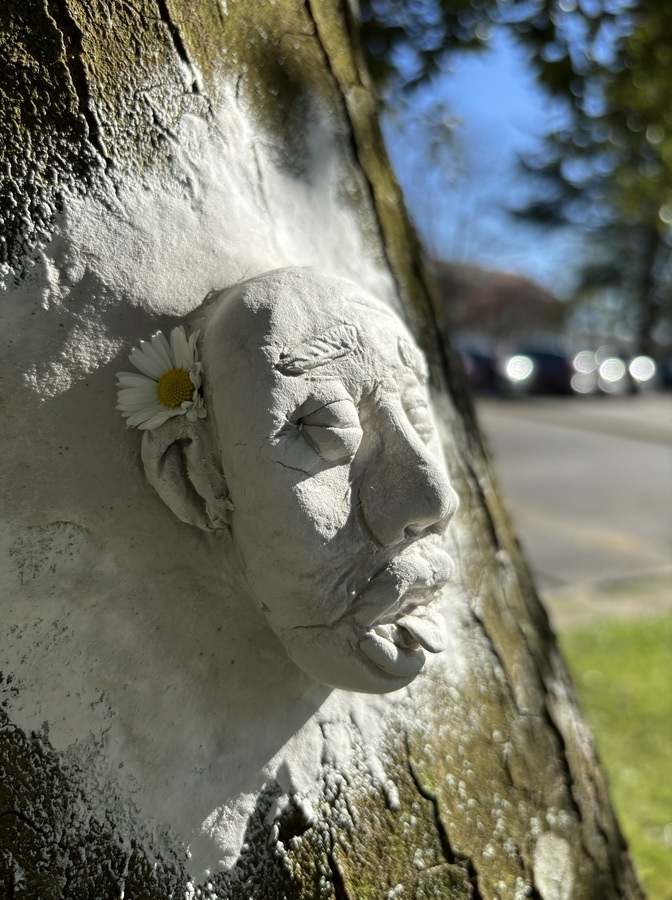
[{"xmin": 476, "ymin": 393, "xmax": 672, "ymax": 596}]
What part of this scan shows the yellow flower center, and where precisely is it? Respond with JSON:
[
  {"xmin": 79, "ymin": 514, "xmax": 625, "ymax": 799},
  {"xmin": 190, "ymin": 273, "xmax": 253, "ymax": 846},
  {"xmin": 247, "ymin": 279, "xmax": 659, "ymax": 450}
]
[{"xmin": 156, "ymin": 368, "xmax": 193, "ymax": 409}]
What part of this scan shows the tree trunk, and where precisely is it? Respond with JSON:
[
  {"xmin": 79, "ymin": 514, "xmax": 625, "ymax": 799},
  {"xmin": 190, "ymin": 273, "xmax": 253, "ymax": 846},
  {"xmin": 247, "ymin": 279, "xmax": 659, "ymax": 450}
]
[
  {"xmin": 0, "ymin": 2, "xmax": 644, "ymax": 898},
  {"xmin": 634, "ymin": 223, "xmax": 661, "ymax": 358}
]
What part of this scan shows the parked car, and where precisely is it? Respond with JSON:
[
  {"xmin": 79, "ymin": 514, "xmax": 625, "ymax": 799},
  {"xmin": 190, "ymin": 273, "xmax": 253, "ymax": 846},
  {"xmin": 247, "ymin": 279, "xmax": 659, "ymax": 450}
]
[
  {"xmin": 458, "ymin": 347, "xmax": 501, "ymax": 394},
  {"xmin": 570, "ymin": 347, "xmax": 641, "ymax": 395},
  {"xmin": 498, "ymin": 346, "xmax": 574, "ymax": 395},
  {"xmin": 658, "ymin": 358, "xmax": 672, "ymax": 388}
]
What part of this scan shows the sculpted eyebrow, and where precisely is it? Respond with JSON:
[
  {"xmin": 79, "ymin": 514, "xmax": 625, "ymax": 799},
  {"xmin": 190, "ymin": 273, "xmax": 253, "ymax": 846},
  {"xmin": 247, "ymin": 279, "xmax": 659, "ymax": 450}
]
[{"xmin": 276, "ymin": 323, "xmax": 359, "ymax": 375}]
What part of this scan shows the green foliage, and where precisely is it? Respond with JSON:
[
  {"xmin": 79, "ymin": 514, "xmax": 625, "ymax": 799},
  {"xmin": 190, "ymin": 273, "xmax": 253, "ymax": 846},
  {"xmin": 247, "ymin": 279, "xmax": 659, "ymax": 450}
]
[
  {"xmin": 357, "ymin": 0, "xmax": 630, "ymax": 97},
  {"xmin": 356, "ymin": 1, "xmax": 672, "ymax": 351},
  {"xmin": 357, "ymin": 0, "xmax": 493, "ymax": 91},
  {"xmin": 506, "ymin": 1, "xmax": 672, "ymax": 352},
  {"xmin": 561, "ymin": 614, "xmax": 672, "ymax": 900}
]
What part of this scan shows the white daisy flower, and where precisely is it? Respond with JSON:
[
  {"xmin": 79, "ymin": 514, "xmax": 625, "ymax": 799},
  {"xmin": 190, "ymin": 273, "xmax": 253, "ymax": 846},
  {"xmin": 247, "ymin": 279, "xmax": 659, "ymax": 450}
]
[{"xmin": 116, "ymin": 326, "xmax": 207, "ymax": 430}]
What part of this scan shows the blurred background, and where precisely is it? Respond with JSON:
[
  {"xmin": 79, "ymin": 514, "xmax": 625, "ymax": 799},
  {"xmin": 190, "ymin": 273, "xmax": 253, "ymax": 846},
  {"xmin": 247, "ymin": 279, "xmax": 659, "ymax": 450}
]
[{"xmin": 355, "ymin": 1, "xmax": 672, "ymax": 895}]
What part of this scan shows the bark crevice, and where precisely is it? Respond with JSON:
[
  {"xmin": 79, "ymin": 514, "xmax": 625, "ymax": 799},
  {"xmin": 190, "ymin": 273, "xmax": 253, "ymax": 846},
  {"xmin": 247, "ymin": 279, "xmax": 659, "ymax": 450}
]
[
  {"xmin": 405, "ymin": 737, "xmax": 483, "ymax": 900},
  {"xmin": 155, "ymin": 0, "xmax": 201, "ymax": 93},
  {"xmin": 0, "ymin": 809, "xmax": 49, "ymax": 839},
  {"xmin": 327, "ymin": 852, "xmax": 354, "ymax": 900},
  {"xmin": 45, "ymin": 0, "xmax": 112, "ymax": 168}
]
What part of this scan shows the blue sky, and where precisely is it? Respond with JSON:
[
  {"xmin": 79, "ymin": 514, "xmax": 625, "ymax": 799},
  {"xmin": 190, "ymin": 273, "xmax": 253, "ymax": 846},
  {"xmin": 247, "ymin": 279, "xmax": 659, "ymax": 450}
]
[{"xmin": 383, "ymin": 26, "xmax": 579, "ymax": 296}]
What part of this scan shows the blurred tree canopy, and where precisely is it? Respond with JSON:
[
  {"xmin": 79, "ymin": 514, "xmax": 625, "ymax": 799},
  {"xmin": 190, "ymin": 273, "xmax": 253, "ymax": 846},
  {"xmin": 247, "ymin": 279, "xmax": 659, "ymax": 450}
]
[
  {"xmin": 509, "ymin": 0, "xmax": 672, "ymax": 355},
  {"xmin": 358, "ymin": 0, "xmax": 672, "ymax": 354},
  {"xmin": 357, "ymin": 0, "xmax": 493, "ymax": 90}
]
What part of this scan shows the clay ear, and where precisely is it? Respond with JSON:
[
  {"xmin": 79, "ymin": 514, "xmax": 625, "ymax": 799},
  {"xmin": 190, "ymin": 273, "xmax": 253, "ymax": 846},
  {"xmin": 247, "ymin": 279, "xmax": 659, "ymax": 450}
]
[{"xmin": 140, "ymin": 417, "xmax": 233, "ymax": 531}]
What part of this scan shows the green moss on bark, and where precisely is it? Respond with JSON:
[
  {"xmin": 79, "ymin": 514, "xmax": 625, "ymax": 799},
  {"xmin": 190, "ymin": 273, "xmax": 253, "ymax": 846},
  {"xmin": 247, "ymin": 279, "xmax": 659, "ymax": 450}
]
[{"xmin": 0, "ymin": 0, "xmax": 94, "ymax": 274}]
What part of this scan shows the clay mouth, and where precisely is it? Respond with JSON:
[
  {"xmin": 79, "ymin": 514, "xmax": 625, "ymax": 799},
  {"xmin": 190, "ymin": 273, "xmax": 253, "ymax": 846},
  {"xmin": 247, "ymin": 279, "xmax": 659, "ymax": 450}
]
[
  {"xmin": 352, "ymin": 543, "xmax": 454, "ymax": 679},
  {"xmin": 357, "ymin": 605, "xmax": 448, "ymax": 679},
  {"xmin": 281, "ymin": 542, "xmax": 455, "ymax": 689},
  {"xmin": 351, "ymin": 542, "xmax": 454, "ymax": 625}
]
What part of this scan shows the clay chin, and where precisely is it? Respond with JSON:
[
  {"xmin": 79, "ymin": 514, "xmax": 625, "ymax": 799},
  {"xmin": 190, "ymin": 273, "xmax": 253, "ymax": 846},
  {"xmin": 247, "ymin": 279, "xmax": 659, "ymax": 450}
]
[{"xmin": 142, "ymin": 268, "xmax": 458, "ymax": 693}]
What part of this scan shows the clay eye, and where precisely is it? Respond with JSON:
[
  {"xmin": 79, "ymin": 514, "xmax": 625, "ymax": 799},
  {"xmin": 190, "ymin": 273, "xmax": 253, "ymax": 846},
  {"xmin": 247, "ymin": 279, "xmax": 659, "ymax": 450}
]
[
  {"xmin": 404, "ymin": 398, "xmax": 434, "ymax": 443},
  {"xmin": 299, "ymin": 399, "xmax": 363, "ymax": 463}
]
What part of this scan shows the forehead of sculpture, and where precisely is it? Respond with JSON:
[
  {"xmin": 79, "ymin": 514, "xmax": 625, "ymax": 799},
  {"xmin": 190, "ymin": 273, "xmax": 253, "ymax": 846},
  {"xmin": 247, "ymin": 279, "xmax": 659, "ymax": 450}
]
[{"xmin": 201, "ymin": 268, "xmax": 430, "ymax": 413}]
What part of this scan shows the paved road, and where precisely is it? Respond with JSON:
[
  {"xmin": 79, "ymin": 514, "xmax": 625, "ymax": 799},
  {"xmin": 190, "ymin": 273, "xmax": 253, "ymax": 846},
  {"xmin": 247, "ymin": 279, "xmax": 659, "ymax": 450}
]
[{"xmin": 476, "ymin": 393, "xmax": 672, "ymax": 594}]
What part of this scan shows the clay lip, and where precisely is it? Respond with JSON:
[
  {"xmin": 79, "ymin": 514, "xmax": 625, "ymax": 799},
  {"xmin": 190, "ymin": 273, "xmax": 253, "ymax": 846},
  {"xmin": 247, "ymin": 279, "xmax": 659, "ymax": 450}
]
[
  {"xmin": 280, "ymin": 540, "xmax": 454, "ymax": 689},
  {"xmin": 350, "ymin": 542, "xmax": 454, "ymax": 682},
  {"xmin": 349, "ymin": 542, "xmax": 455, "ymax": 629}
]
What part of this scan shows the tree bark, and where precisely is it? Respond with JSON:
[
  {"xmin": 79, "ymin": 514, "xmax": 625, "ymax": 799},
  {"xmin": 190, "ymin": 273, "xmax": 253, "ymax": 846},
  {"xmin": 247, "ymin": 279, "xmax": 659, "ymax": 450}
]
[
  {"xmin": 634, "ymin": 223, "xmax": 661, "ymax": 358},
  {"xmin": 0, "ymin": 1, "xmax": 644, "ymax": 898}
]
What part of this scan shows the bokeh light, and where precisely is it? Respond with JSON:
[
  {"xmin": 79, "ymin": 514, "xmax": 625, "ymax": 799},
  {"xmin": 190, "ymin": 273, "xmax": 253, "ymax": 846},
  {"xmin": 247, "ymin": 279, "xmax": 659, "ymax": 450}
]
[
  {"xmin": 571, "ymin": 372, "xmax": 596, "ymax": 393},
  {"xmin": 599, "ymin": 357, "xmax": 626, "ymax": 383},
  {"xmin": 505, "ymin": 355, "xmax": 534, "ymax": 382},
  {"xmin": 573, "ymin": 350, "xmax": 597, "ymax": 374},
  {"xmin": 629, "ymin": 355, "xmax": 656, "ymax": 382}
]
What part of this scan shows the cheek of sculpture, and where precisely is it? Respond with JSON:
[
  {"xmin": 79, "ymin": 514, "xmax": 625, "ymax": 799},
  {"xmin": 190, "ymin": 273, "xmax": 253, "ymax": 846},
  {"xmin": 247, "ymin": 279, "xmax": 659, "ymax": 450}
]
[{"xmin": 224, "ymin": 437, "xmax": 367, "ymax": 631}]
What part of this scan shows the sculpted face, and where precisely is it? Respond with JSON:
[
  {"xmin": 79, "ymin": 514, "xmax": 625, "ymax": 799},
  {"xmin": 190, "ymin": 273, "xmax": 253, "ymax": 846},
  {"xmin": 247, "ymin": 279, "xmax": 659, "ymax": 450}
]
[{"xmin": 198, "ymin": 268, "xmax": 458, "ymax": 693}]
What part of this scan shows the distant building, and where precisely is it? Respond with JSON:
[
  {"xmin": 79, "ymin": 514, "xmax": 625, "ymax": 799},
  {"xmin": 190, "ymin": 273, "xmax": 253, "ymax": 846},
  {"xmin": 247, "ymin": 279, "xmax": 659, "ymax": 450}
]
[{"xmin": 429, "ymin": 260, "xmax": 565, "ymax": 342}]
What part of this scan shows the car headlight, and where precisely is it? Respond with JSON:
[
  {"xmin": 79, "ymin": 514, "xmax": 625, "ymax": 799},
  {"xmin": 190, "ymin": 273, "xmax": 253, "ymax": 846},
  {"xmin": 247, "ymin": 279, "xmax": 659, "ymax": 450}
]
[
  {"xmin": 629, "ymin": 355, "xmax": 656, "ymax": 382},
  {"xmin": 504, "ymin": 355, "xmax": 534, "ymax": 382}
]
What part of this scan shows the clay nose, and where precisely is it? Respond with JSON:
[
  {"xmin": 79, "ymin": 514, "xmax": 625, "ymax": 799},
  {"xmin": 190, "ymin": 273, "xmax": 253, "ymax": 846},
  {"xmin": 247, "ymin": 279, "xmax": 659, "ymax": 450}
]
[{"xmin": 359, "ymin": 421, "xmax": 458, "ymax": 547}]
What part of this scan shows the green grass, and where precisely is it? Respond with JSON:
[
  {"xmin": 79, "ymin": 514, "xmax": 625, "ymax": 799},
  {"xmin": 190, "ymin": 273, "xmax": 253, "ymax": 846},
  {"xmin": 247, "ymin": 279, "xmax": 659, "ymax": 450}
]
[{"xmin": 560, "ymin": 615, "xmax": 672, "ymax": 899}]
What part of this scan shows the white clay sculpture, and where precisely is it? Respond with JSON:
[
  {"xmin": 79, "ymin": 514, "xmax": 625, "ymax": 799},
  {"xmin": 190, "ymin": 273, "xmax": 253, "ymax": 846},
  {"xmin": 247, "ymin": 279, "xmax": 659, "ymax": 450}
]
[{"xmin": 138, "ymin": 267, "xmax": 458, "ymax": 693}]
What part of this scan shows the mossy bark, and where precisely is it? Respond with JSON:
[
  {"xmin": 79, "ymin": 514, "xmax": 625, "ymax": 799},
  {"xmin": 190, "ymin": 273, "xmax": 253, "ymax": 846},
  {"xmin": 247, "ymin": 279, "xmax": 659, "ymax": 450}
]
[{"xmin": 0, "ymin": 2, "xmax": 644, "ymax": 898}]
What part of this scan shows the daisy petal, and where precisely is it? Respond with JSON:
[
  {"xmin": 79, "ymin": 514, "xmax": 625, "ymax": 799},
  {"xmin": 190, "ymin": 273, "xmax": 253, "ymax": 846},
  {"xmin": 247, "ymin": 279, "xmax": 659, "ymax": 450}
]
[
  {"xmin": 118, "ymin": 385, "xmax": 159, "ymax": 401},
  {"xmin": 117, "ymin": 395, "xmax": 159, "ymax": 413},
  {"xmin": 118, "ymin": 401, "xmax": 153, "ymax": 414},
  {"xmin": 116, "ymin": 372, "xmax": 155, "ymax": 389},
  {"xmin": 125, "ymin": 404, "xmax": 167, "ymax": 427},
  {"xmin": 139, "ymin": 340, "xmax": 173, "ymax": 377},
  {"xmin": 139, "ymin": 408, "xmax": 182, "ymax": 430},
  {"xmin": 129, "ymin": 346, "xmax": 164, "ymax": 379},
  {"xmin": 151, "ymin": 332, "xmax": 175, "ymax": 371},
  {"xmin": 187, "ymin": 330, "xmax": 201, "ymax": 359},
  {"xmin": 170, "ymin": 326, "xmax": 192, "ymax": 371}
]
